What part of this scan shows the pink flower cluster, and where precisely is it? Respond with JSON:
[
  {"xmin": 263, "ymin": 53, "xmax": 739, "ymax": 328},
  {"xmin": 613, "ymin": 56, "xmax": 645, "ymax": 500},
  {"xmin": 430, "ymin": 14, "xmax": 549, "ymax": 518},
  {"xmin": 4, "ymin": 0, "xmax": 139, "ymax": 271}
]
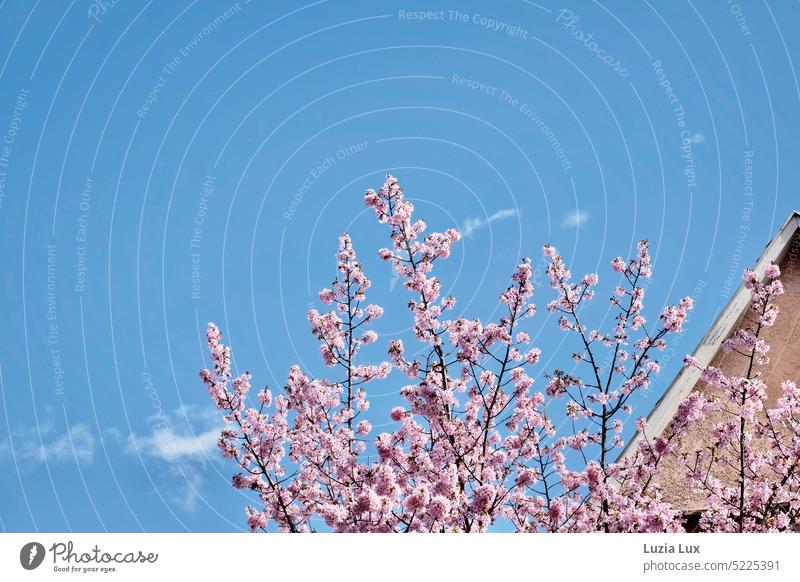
[
  {"xmin": 201, "ymin": 176, "xmax": 799, "ymax": 533},
  {"xmin": 675, "ymin": 263, "xmax": 800, "ymax": 531},
  {"xmin": 200, "ymin": 233, "xmax": 390, "ymax": 532}
]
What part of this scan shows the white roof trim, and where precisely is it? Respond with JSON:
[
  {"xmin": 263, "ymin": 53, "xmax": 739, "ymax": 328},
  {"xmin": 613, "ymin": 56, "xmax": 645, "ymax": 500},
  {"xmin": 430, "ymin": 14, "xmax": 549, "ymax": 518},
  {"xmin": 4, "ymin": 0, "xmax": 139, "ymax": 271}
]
[{"xmin": 619, "ymin": 210, "xmax": 800, "ymax": 460}]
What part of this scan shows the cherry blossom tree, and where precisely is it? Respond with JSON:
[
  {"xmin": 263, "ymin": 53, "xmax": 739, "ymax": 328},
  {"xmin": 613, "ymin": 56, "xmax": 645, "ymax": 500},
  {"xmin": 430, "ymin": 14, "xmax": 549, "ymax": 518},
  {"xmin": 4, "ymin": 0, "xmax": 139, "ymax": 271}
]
[{"xmin": 200, "ymin": 175, "xmax": 797, "ymax": 532}]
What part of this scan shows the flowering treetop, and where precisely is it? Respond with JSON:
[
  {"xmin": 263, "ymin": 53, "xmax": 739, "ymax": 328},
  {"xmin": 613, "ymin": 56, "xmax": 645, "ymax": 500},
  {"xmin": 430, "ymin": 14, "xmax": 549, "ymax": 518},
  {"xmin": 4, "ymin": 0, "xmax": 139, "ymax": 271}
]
[{"xmin": 200, "ymin": 175, "xmax": 799, "ymax": 532}]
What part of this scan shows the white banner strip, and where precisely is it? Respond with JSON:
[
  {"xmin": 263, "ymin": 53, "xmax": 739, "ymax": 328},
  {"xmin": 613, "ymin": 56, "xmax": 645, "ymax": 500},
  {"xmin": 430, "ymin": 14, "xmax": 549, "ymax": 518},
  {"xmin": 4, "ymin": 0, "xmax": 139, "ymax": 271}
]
[{"xmin": 1, "ymin": 533, "xmax": 798, "ymax": 581}]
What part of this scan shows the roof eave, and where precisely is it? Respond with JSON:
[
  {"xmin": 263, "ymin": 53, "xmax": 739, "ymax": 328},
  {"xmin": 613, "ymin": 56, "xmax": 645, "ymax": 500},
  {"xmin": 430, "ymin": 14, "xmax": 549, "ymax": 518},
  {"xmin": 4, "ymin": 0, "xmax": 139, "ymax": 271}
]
[{"xmin": 618, "ymin": 210, "xmax": 800, "ymax": 461}]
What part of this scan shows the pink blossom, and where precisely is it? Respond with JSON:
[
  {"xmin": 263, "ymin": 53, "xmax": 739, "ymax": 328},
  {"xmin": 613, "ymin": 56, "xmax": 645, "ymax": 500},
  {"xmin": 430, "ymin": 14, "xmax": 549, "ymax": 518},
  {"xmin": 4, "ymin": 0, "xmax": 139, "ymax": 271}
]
[
  {"xmin": 245, "ymin": 507, "xmax": 268, "ymax": 532},
  {"xmin": 200, "ymin": 175, "xmax": 800, "ymax": 534},
  {"xmin": 365, "ymin": 304, "xmax": 384, "ymax": 320},
  {"xmin": 318, "ymin": 288, "xmax": 335, "ymax": 304},
  {"xmin": 764, "ymin": 263, "xmax": 780, "ymax": 279},
  {"xmin": 683, "ymin": 355, "xmax": 699, "ymax": 369},
  {"xmin": 525, "ymin": 348, "xmax": 542, "ymax": 365}
]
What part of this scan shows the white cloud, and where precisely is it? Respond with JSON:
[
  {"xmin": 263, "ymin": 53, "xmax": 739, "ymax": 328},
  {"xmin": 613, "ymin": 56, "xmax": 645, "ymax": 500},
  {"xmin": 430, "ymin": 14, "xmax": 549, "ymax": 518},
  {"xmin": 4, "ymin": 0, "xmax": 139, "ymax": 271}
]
[
  {"xmin": 111, "ymin": 406, "xmax": 224, "ymax": 513},
  {"xmin": 688, "ymin": 132, "xmax": 705, "ymax": 144},
  {"xmin": 0, "ymin": 422, "xmax": 96, "ymax": 465},
  {"xmin": 128, "ymin": 426, "xmax": 220, "ymax": 461},
  {"xmin": 123, "ymin": 405, "xmax": 222, "ymax": 461},
  {"xmin": 461, "ymin": 208, "xmax": 519, "ymax": 238},
  {"xmin": 561, "ymin": 209, "xmax": 590, "ymax": 229}
]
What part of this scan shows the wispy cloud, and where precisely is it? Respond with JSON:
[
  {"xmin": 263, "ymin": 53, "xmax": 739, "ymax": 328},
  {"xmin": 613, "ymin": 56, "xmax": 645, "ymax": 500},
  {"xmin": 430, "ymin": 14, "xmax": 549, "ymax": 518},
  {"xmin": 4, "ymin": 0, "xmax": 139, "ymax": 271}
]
[
  {"xmin": 687, "ymin": 132, "xmax": 705, "ymax": 144},
  {"xmin": 123, "ymin": 405, "xmax": 221, "ymax": 461},
  {"xmin": 0, "ymin": 422, "xmax": 96, "ymax": 465},
  {"xmin": 168, "ymin": 468, "xmax": 207, "ymax": 512},
  {"xmin": 561, "ymin": 209, "xmax": 590, "ymax": 229},
  {"xmin": 461, "ymin": 208, "xmax": 519, "ymax": 238},
  {"xmin": 128, "ymin": 426, "xmax": 219, "ymax": 460},
  {"xmin": 112, "ymin": 406, "xmax": 224, "ymax": 513}
]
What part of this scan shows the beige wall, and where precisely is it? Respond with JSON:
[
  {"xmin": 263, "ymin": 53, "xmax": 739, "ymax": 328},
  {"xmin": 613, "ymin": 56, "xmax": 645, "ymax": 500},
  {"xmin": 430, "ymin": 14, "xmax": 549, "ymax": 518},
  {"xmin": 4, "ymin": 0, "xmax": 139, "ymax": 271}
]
[{"xmin": 656, "ymin": 232, "xmax": 800, "ymax": 511}]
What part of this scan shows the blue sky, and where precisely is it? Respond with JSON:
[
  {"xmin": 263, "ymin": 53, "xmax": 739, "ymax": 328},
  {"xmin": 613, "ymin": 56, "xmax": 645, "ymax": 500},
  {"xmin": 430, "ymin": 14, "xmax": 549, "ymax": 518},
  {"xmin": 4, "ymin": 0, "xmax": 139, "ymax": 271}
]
[{"xmin": 0, "ymin": 0, "xmax": 798, "ymax": 532}]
